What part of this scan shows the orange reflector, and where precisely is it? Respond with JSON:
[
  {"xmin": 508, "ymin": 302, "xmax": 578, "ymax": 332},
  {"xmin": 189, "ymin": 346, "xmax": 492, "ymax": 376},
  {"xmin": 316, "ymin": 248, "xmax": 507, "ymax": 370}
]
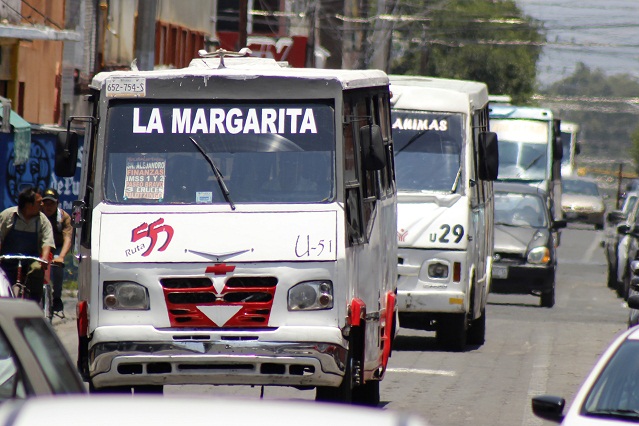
[
  {"xmin": 453, "ymin": 262, "xmax": 461, "ymax": 282},
  {"xmin": 449, "ymin": 298, "xmax": 464, "ymax": 305}
]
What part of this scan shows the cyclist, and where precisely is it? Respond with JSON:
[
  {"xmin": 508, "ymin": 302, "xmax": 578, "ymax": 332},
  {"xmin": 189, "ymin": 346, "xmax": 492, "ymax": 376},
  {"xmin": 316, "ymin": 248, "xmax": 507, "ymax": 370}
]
[
  {"xmin": 40, "ymin": 188, "xmax": 72, "ymax": 314},
  {"xmin": 0, "ymin": 187, "xmax": 54, "ymax": 303}
]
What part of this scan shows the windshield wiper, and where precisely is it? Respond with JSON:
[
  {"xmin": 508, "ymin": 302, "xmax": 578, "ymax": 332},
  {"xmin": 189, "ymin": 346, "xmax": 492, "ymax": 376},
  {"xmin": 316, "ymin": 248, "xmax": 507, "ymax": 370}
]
[
  {"xmin": 522, "ymin": 153, "xmax": 545, "ymax": 172},
  {"xmin": 587, "ymin": 408, "xmax": 639, "ymax": 419},
  {"xmin": 396, "ymin": 130, "xmax": 428, "ymax": 154},
  {"xmin": 188, "ymin": 137, "xmax": 236, "ymax": 210},
  {"xmin": 450, "ymin": 166, "xmax": 462, "ymax": 193}
]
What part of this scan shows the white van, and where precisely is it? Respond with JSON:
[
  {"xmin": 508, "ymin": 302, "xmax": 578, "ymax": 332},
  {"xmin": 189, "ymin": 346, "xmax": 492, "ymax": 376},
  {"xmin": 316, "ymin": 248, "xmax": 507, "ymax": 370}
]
[
  {"xmin": 55, "ymin": 52, "xmax": 398, "ymax": 405},
  {"xmin": 389, "ymin": 76, "xmax": 498, "ymax": 351}
]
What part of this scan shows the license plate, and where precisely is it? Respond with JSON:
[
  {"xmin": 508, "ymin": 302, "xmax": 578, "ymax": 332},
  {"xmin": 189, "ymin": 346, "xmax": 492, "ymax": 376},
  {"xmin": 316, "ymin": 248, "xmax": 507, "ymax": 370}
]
[{"xmin": 493, "ymin": 265, "xmax": 508, "ymax": 279}]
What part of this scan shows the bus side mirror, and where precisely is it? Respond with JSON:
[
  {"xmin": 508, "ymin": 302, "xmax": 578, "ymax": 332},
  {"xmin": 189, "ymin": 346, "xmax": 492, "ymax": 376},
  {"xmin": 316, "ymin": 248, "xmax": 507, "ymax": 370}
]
[
  {"xmin": 55, "ymin": 131, "xmax": 79, "ymax": 177},
  {"xmin": 360, "ymin": 124, "xmax": 386, "ymax": 171},
  {"xmin": 478, "ymin": 131, "xmax": 499, "ymax": 181},
  {"xmin": 553, "ymin": 119, "xmax": 563, "ymax": 160}
]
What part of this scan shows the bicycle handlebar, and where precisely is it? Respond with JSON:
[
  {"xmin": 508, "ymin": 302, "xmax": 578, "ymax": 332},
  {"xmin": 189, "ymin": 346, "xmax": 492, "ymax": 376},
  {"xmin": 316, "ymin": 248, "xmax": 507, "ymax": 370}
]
[{"xmin": 0, "ymin": 254, "xmax": 48, "ymax": 264}]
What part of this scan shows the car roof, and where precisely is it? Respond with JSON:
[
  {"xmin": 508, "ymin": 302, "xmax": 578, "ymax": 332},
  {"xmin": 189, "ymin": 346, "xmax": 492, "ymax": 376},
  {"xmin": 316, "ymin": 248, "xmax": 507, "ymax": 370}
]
[
  {"xmin": 0, "ymin": 395, "xmax": 429, "ymax": 426},
  {"xmin": 494, "ymin": 181, "xmax": 548, "ymax": 198},
  {"xmin": 0, "ymin": 298, "xmax": 48, "ymax": 318}
]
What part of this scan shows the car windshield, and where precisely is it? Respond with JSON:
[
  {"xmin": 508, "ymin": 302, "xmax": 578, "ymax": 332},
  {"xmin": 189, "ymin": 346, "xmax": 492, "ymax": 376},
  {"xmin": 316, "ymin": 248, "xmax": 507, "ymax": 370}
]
[
  {"xmin": 491, "ymin": 119, "xmax": 550, "ymax": 181},
  {"xmin": 104, "ymin": 101, "xmax": 336, "ymax": 204},
  {"xmin": 392, "ymin": 111, "xmax": 463, "ymax": 192},
  {"xmin": 563, "ymin": 179, "xmax": 600, "ymax": 196},
  {"xmin": 494, "ymin": 191, "xmax": 547, "ymax": 228},
  {"xmin": 582, "ymin": 339, "xmax": 639, "ymax": 419}
]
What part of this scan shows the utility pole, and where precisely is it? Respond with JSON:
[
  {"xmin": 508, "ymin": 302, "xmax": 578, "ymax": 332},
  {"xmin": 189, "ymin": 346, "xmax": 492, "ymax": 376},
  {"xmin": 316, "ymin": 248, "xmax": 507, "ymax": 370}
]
[
  {"xmin": 368, "ymin": 0, "xmax": 394, "ymax": 71},
  {"xmin": 617, "ymin": 163, "xmax": 623, "ymax": 209},
  {"xmin": 135, "ymin": 0, "xmax": 157, "ymax": 71},
  {"xmin": 238, "ymin": 0, "xmax": 248, "ymax": 50}
]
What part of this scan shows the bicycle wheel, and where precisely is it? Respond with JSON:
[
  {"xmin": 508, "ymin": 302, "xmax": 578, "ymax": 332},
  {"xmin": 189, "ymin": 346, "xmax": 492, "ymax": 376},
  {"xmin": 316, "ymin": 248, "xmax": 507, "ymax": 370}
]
[{"xmin": 42, "ymin": 283, "xmax": 53, "ymax": 323}]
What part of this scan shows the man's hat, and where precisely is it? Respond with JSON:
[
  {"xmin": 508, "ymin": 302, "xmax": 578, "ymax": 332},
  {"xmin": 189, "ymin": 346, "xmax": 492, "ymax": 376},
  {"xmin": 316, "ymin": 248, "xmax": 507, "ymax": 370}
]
[{"xmin": 42, "ymin": 188, "xmax": 59, "ymax": 202}]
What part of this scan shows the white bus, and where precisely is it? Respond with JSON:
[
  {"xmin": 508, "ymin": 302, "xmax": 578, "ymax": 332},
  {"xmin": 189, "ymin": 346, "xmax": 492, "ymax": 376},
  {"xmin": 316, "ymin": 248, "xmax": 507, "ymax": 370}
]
[
  {"xmin": 560, "ymin": 121, "xmax": 581, "ymax": 177},
  {"xmin": 389, "ymin": 76, "xmax": 499, "ymax": 351},
  {"xmin": 55, "ymin": 52, "xmax": 398, "ymax": 405},
  {"xmin": 489, "ymin": 105, "xmax": 563, "ymax": 223}
]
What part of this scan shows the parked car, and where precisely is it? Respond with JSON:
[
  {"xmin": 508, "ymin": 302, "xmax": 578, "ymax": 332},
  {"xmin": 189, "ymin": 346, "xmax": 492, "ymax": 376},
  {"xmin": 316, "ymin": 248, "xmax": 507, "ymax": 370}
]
[
  {"xmin": 626, "ymin": 261, "xmax": 639, "ymax": 327},
  {"xmin": 0, "ymin": 394, "xmax": 429, "ymax": 426},
  {"xmin": 614, "ymin": 201, "xmax": 639, "ymax": 300},
  {"xmin": 532, "ymin": 325, "xmax": 639, "ymax": 424},
  {"xmin": 491, "ymin": 182, "xmax": 567, "ymax": 308},
  {"xmin": 603, "ymin": 191, "xmax": 639, "ymax": 289},
  {"xmin": 0, "ymin": 298, "xmax": 85, "ymax": 403},
  {"xmin": 561, "ymin": 177, "xmax": 606, "ymax": 230}
]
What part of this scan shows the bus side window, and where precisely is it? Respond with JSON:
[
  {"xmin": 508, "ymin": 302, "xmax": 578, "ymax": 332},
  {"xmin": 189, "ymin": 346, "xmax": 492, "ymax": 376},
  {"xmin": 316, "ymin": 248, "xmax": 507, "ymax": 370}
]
[
  {"xmin": 81, "ymin": 93, "xmax": 99, "ymax": 249},
  {"xmin": 344, "ymin": 97, "xmax": 364, "ymax": 245},
  {"xmin": 377, "ymin": 92, "xmax": 395, "ymax": 197}
]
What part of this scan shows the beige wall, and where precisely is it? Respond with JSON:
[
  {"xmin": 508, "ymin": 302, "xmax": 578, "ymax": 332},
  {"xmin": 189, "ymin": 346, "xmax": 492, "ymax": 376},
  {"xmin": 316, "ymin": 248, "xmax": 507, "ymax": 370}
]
[
  {"xmin": 16, "ymin": 39, "xmax": 62, "ymax": 124},
  {"xmin": 10, "ymin": 0, "xmax": 66, "ymax": 124}
]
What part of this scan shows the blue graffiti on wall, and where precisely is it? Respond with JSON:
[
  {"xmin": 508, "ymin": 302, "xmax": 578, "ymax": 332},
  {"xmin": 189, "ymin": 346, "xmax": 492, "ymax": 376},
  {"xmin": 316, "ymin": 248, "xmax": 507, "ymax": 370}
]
[{"xmin": 0, "ymin": 132, "xmax": 83, "ymax": 212}]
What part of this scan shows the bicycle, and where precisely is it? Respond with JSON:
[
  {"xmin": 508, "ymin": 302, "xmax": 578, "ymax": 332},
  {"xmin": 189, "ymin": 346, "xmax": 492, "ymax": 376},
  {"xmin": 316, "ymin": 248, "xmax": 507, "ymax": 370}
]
[{"xmin": 0, "ymin": 254, "xmax": 52, "ymax": 323}]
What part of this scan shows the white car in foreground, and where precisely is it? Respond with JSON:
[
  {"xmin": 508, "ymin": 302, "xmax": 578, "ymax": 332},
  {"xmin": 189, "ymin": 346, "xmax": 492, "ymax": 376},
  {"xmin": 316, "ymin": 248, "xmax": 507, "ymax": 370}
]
[
  {"xmin": 0, "ymin": 395, "xmax": 428, "ymax": 426},
  {"xmin": 533, "ymin": 325, "xmax": 639, "ymax": 424}
]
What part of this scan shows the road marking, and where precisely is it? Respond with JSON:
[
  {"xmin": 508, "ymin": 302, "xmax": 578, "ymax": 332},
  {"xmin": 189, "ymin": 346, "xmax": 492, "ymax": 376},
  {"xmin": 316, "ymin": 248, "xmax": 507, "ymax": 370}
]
[
  {"xmin": 585, "ymin": 235, "xmax": 600, "ymax": 263},
  {"xmin": 386, "ymin": 367, "xmax": 456, "ymax": 377},
  {"xmin": 522, "ymin": 332, "xmax": 551, "ymax": 426}
]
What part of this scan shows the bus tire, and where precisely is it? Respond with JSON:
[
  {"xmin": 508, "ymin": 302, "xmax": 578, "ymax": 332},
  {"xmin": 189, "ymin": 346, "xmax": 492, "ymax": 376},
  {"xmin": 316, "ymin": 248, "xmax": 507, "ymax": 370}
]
[
  {"xmin": 467, "ymin": 308, "xmax": 486, "ymax": 346},
  {"xmin": 315, "ymin": 352, "xmax": 354, "ymax": 404},
  {"xmin": 436, "ymin": 313, "xmax": 467, "ymax": 351},
  {"xmin": 133, "ymin": 385, "xmax": 164, "ymax": 394},
  {"xmin": 89, "ymin": 381, "xmax": 132, "ymax": 394},
  {"xmin": 352, "ymin": 379, "xmax": 380, "ymax": 407},
  {"xmin": 77, "ymin": 336, "xmax": 90, "ymax": 381}
]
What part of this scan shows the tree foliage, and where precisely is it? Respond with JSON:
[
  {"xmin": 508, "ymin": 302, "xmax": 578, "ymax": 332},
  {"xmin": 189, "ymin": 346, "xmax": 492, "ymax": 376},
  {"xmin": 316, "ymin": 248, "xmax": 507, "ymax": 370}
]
[
  {"xmin": 389, "ymin": 0, "xmax": 544, "ymax": 104},
  {"xmin": 541, "ymin": 63, "xmax": 639, "ymax": 162}
]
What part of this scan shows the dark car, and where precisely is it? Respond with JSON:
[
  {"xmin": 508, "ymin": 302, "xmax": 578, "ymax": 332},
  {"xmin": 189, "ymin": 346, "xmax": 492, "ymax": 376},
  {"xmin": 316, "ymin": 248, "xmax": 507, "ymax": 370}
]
[
  {"xmin": 491, "ymin": 182, "xmax": 567, "ymax": 307},
  {"xmin": 0, "ymin": 298, "xmax": 85, "ymax": 402}
]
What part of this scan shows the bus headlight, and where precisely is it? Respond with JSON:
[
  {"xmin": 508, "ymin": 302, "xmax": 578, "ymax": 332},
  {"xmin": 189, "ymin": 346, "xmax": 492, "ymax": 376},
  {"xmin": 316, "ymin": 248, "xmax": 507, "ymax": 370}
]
[
  {"xmin": 428, "ymin": 262, "xmax": 449, "ymax": 279},
  {"xmin": 288, "ymin": 281, "xmax": 333, "ymax": 311},
  {"xmin": 103, "ymin": 281, "xmax": 149, "ymax": 310},
  {"xmin": 527, "ymin": 247, "xmax": 551, "ymax": 265}
]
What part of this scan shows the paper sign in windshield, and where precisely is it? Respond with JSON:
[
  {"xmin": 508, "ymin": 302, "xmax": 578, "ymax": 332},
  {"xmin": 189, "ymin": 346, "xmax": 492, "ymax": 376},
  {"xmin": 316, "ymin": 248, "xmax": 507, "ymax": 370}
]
[{"xmin": 124, "ymin": 157, "xmax": 166, "ymax": 200}]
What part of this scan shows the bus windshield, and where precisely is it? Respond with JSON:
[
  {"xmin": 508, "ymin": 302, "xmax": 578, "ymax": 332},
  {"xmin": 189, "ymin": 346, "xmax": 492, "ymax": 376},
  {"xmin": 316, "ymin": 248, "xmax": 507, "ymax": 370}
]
[
  {"xmin": 103, "ymin": 101, "xmax": 336, "ymax": 204},
  {"xmin": 392, "ymin": 111, "xmax": 463, "ymax": 192},
  {"xmin": 491, "ymin": 119, "xmax": 550, "ymax": 181}
]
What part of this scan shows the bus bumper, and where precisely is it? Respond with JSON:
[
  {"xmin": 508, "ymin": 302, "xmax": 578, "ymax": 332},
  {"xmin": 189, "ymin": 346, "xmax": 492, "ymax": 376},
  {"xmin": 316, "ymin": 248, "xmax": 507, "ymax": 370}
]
[
  {"xmin": 88, "ymin": 326, "xmax": 347, "ymax": 389},
  {"xmin": 396, "ymin": 248, "xmax": 469, "ymax": 314}
]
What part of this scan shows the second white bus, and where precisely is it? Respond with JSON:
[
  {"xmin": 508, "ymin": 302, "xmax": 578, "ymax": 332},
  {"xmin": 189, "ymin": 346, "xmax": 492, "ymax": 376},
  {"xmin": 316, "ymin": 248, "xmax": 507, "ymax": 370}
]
[{"xmin": 389, "ymin": 76, "xmax": 499, "ymax": 351}]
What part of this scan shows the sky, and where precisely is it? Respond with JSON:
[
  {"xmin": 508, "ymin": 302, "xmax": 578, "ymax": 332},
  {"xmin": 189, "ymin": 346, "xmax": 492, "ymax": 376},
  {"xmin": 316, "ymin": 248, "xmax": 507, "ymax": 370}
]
[{"xmin": 515, "ymin": 0, "xmax": 639, "ymax": 87}]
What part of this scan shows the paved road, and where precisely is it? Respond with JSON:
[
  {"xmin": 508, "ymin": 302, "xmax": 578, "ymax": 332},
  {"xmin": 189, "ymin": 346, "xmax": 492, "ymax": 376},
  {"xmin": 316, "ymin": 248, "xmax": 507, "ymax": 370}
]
[{"xmin": 53, "ymin": 224, "xmax": 627, "ymax": 426}]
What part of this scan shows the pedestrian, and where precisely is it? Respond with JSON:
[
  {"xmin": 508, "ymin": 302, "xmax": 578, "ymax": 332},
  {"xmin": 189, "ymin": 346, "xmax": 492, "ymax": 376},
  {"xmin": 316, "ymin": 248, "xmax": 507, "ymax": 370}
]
[
  {"xmin": 41, "ymin": 188, "xmax": 72, "ymax": 314},
  {"xmin": 0, "ymin": 187, "xmax": 54, "ymax": 304}
]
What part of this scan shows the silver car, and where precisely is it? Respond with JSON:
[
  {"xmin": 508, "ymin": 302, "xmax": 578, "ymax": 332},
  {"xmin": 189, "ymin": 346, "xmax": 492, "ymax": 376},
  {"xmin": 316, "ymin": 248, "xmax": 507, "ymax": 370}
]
[{"xmin": 561, "ymin": 177, "xmax": 606, "ymax": 230}]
